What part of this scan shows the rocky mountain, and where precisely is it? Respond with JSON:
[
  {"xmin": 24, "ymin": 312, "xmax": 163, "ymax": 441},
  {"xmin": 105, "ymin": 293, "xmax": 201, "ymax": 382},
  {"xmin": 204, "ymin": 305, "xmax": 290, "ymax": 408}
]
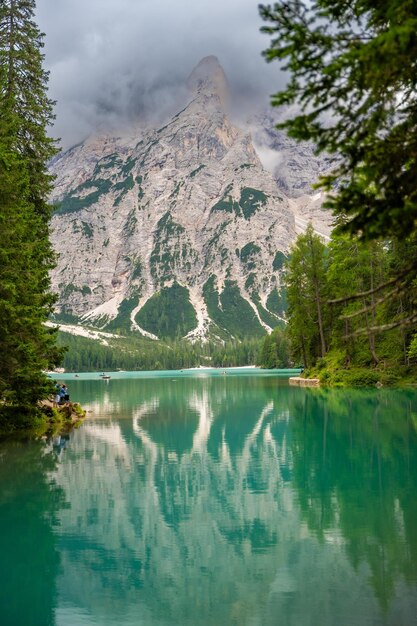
[
  {"xmin": 249, "ymin": 110, "xmax": 334, "ymax": 240},
  {"xmin": 49, "ymin": 56, "xmax": 331, "ymax": 342}
]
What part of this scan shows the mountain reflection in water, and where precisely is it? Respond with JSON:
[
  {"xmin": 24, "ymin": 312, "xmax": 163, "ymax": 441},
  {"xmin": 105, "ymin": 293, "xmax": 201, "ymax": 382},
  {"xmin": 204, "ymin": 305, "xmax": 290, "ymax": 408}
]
[{"xmin": 1, "ymin": 375, "xmax": 417, "ymax": 626}]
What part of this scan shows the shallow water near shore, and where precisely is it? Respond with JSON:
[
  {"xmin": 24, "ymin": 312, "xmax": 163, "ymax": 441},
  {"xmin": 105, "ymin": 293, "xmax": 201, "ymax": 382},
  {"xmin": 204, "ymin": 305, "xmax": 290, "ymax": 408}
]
[{"xmin": 1, "ymin": 370, "xmax": 417, "ymax": 625}]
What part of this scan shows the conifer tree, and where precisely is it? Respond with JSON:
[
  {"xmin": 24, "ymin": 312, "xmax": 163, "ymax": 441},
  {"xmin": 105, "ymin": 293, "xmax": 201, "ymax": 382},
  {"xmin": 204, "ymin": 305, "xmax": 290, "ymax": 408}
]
[
  {"xmin": 327, "ymin": 234, "xmax": 388, "ymax": 366},
  {"xmin": 260, "ymin": 1, "xmax": 417, "ymax": 337},
  {"xmin": 0, "ymin": 0, "xmax": 57, "ymax": 219},
  {"xmin": 259, "ymin": 327, "xmax": 290, "ymax": 368},
  {"xmin": 283, "ymin": 228, "xmax": 417, "ymax": 376},
  {"xmin": 285, "ymin": 224, "xmax": 329, "ymax": 367},
  {"xmin": 0, "ymin": 0, "xmax": 61, "ymax": 420},
  {"xmin": 260, "ymin": 1, "xmax": 417, "ymax": 241}
]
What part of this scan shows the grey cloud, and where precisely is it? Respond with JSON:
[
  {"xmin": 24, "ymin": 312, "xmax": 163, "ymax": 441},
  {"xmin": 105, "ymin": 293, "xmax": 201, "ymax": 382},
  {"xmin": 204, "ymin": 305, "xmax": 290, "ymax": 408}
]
[{"xmin": 36, "ymin": 0, "xmax": 285, "ymax": 149}]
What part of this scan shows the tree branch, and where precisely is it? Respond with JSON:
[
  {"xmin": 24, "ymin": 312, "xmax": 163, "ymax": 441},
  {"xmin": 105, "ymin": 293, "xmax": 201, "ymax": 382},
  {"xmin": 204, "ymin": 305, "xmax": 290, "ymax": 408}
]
[
  {"xmin": 329, "ymin": 264, "xmax": 416, "ymax": 305},
  {"xmin": 340, "ymin": 283, "xmax": 408, "ymax": 320},
  {"xmin": 346, "ymin": 313, "xmax": 417, "ymax": 338}
]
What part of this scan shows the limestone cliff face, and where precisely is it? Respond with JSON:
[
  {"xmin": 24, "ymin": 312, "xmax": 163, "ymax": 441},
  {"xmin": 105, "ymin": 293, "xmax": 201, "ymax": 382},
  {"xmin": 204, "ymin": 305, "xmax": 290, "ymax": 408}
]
[
  {"xmin": 49, "ymin": 57, "xmax": 327, "ymax": 341},
  {"xmin": 249, "ymin": 110, "xmax": 334, "ymax": 240}
]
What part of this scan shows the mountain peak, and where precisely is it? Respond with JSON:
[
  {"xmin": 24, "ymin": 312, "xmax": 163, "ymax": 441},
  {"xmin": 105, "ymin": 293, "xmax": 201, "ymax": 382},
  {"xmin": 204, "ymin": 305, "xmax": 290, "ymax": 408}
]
[{"xmin": 187, "ymin": 56, "xmax": 229, "ymax": 106}]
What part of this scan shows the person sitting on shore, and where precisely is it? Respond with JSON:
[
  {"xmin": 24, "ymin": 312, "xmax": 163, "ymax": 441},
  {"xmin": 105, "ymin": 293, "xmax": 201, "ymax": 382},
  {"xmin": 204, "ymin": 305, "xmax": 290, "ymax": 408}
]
[
  {"xmin": 53, "ymin": 383, "xmax": 61, "ymax": 408},
  {"xmin": 59, "ymin": 384, "xmax": 67, "ymax": 405},
  {"xmin": 62, "ymin": 384, "xmax": 70, "ymax": 402}
]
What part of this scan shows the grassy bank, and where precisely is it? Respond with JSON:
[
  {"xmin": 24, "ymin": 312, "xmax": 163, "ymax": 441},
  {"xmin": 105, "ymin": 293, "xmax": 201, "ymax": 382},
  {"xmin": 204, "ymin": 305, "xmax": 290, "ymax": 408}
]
[
  {"xmin": 303, "ymin": 359, "xmax": 417, "ymax": 388},
  {"xmin": 0, "ymin": 401, "xmax": 86, "ymax": 437}
]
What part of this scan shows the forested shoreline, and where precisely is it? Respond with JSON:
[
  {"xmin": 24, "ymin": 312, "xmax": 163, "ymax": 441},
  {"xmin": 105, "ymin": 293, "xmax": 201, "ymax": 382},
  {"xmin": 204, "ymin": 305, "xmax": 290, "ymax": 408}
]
[
  {"xmin": 1, "ymin": 0, "xmax": 417, "ymax": 432},
  {"xmin": 259, "ymin": 1, "xmax": 417, "ymax": 385},
  {"xmin": 283, "ymin": 226, "xmax": 417, "ymax": 386},
  {"xmin": 57, "ymin": 332, "xmax": 268, "ymax": 372}
]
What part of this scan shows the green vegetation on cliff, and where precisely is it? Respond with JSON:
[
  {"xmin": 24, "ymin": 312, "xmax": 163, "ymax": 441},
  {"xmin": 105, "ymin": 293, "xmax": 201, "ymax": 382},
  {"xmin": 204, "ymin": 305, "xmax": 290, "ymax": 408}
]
[
  {"xmin": 106, "ymin": 297, "xmax": 140, "ymax": 334},
  {"xmin": 210, "ymin": 186, "xmax": 268, "ymax": 220},
  {"xmin": 135, "ymin": 283, "xmax": 198, "ymax": 339},
  {"xmin": 149, "ymin": 213, "xmax": 195, "ymax": 284},
  {"xmin": 266, "ymin": 288, "xmax": 287, "ymax": 318},
  {"xmin": 239, "ymin": 242, "xmax": 261, "ymax": 270},
  {"xmin": 203, "ymin": 276, "xmax": 265, "ymax": 339},
  {"xmin": 57, "ymin": 178, "xmax": 113, "ymax": 215}
]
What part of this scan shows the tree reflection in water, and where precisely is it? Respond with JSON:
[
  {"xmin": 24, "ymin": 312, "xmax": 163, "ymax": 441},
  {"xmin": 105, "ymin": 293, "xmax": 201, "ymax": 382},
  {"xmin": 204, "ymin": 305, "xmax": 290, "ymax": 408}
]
[
  {"xmin": 11, "ymin": 377, "xmax": 416, "ymax": 626},
  {"xmin": 289, "ymin": 389, "xmax": 417, "ymax": 610},
  {"xmin": 0, "ymin": 436, "xmax": 67, "ymax": 626}
]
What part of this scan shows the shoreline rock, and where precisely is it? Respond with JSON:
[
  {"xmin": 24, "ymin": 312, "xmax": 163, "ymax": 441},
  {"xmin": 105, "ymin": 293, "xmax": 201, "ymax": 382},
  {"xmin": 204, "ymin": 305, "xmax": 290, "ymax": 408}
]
[
  {"xmin": 289, "ymin": 376, "xmax": 320, "ymax": 387},
  {"xmin": 38, "ymin": 399, "xmax": 86, "ymax": 427}
]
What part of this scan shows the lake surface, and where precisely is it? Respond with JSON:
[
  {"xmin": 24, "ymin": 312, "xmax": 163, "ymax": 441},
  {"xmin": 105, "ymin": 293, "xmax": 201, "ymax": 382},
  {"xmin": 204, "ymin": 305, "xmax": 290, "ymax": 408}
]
[{"xmin": 1, "ymin": 370, "xmax": 417, "ymax": 626}]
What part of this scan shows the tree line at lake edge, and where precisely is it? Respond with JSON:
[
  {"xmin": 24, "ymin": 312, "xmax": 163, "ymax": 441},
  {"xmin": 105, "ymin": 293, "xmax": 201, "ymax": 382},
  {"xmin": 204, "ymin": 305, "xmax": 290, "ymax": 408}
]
[
  {"xmin": 259, "ymin": 0, "xmax": 417, "ymax": 384},
  {"xmin": 284, "ymin": 224, "xmax": 417, "ymax": 386},
  {"xmin": 57, "ymin": 331, "xmax": 291, "ymax": 372},
  {"xmin": 1, "ymin": 0, "xmax": 417, "ymax": 427}
]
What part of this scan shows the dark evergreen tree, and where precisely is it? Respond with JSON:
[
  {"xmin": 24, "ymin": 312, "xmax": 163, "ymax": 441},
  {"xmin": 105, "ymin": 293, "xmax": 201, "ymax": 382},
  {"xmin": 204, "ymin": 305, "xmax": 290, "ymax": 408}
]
[
  {"xmin": 0, "ymin": 0, "xmax": 57, "ymax": 218},
  {"xmin": 284, "ymin": 227, "xmax": 417, "ymax": 381},
  {"xmin": 259, "ymin": 327, "xmax": 291, "ymax": 368},
  {"xmin": 327, "ymin": 234, "xmax": 388, "ymax": 366},
  {"xmin": 0, "ymin": 0, "xmax": 62, "ymax": 421},
  {"xmin": 285, "ymin": 224, "xmax": 329, "ymax": 367},
  {"xmin": 260, "ymin": 1, "xmax": 417, "ymax": 341},
  {"xmin": 260, "ymin": 0, "xmax": 417, "ymax": 241}
]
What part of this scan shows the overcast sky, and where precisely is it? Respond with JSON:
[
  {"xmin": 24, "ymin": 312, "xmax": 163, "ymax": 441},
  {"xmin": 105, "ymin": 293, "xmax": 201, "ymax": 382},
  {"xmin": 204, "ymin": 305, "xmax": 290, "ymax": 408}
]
[{"xmin": 35, "ymin": 0, "xmax": 285, "ymax": 149}]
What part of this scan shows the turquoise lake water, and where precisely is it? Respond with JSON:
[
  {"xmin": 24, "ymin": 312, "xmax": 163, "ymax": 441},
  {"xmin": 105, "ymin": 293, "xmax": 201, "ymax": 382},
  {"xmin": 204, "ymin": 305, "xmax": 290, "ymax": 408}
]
[{"xmin": 1, "ymin": 370, "xmax": 417, "ymax": 625}]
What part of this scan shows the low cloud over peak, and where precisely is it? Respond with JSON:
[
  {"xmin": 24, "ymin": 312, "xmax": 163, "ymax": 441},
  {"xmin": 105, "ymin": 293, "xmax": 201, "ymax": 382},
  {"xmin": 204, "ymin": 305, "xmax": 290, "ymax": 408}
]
[{"xmin": 36, "ymin": 0, "xmax": 286, "ymax": 149}]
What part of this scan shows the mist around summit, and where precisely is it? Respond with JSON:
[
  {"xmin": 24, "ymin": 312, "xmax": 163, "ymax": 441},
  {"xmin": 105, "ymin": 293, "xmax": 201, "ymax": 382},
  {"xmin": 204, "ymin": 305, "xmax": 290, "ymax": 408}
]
[{"xmin": 36, "ymin": 0, "xmax": 286, "ymax": 149}]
